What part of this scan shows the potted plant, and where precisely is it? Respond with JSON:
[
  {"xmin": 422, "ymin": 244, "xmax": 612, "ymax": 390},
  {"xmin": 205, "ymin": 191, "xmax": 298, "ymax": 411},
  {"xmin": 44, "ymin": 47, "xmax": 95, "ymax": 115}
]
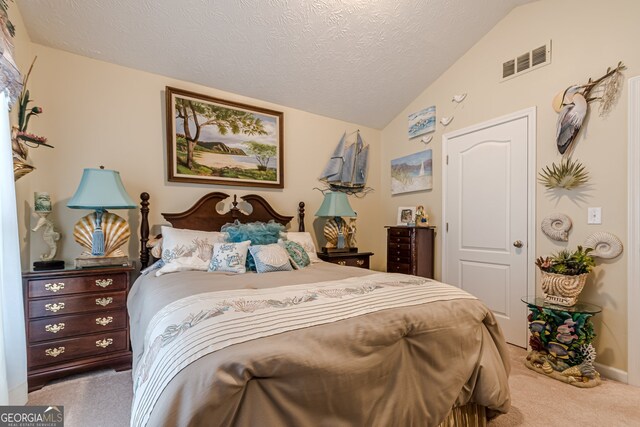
[{"xmin": 535, "ymin": 246, "xmax": 595, "ymax": 306}]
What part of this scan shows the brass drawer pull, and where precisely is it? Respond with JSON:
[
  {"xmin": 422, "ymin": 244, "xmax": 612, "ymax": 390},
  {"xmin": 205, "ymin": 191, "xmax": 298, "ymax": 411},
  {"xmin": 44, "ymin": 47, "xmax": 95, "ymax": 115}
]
[
  {"xmin": 96, "ymin": 338, "xmax": 113, "ymax": 348},
  {"xmin": 45, "ymin": 347, "xmax": 65, "ymax": 357},
  {"xmin": 95, "ymin": 297, "xmax": 113, "ymax": 307},
  {"xmin": 44, "ymin": 282, "xmax": 65, "ymax": 293},
  {"xmin": 356, "ymin": 259, "xmax": 365, "ymax": 266},
  {"xmin": 96, "ymin": 316, "xmax": 113, "ymax": 326},
  {"xmin": 45, "ymin": 302, "xmax": 65, "ymax": 313},
  {"xmin": 95, "ymin": 278, "xmax": 113, "ymax": 288},
  {"xmin": 45, "ymin": 323, "xmax": 65, "ymax": 333},
  {"xmin": 337, "ymin": 261, "xmax": 347, "ymax": 266}
]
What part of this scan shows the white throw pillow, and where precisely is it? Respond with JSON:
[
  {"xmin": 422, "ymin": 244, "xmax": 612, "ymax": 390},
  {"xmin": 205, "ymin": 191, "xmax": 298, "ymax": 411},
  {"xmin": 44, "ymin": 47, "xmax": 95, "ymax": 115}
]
[
  {"xmin": 282, "ymin": 232, "xmax": 320, "ymax": 263},
  {"xmin": 208, "ymin": 241, "xmax": 252, "ymax": 274},
  {"xmin": 249, "ymin": 244, "xmax": 293, "ymax": 273},
  {"xmin": 161, "ymin": 226, "xmax": 228, "ymax": 271}
]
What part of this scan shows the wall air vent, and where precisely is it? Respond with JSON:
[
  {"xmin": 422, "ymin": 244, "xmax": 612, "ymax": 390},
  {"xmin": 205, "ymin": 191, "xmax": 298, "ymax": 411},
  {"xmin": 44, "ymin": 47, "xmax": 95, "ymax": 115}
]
[{"xmin": 501, "ymin": 40, "xmax": 552, "ymax": 82}]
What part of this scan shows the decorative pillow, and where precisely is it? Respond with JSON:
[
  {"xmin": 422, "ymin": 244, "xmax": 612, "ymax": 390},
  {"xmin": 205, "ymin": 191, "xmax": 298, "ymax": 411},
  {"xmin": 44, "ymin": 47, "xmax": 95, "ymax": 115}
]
[
  {"xmin": 248, "ymin": 244, "xmax": 293, "ymax": 273},
  {"xmin": 160, "ymin": 226, "xmax": 228, "ymax": 271},
  {"xmin": 208, "ymin": 241, "xmax": 252, "ymax": 274},
  {"xmin": 156, "ymin": 256, "xmax": 209, "ymax": 277},
  {"xmin": 222, "ymin": 221, "xmax": 286, "ymax": 271},
  {"xmin": 278, "ymin": 239, "xmax": 311, "ymax": 269},
  {"xmin": 282, "ymin": 232, "xmax": 320, "ymax": 263},
  {"xmin": 147, "ymin": 236, "xmax": 163, "ymax": 259}
]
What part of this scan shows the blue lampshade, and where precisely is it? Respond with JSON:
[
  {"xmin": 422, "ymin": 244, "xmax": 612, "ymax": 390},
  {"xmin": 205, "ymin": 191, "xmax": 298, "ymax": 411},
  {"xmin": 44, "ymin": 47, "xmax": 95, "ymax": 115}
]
[
  {"xmin": 315, "ymin": 191, "xmax": 356, "ymax": 217},
  {"xmin": 67, "ymin": 168, "xmax": 136, "ymax": 210}
]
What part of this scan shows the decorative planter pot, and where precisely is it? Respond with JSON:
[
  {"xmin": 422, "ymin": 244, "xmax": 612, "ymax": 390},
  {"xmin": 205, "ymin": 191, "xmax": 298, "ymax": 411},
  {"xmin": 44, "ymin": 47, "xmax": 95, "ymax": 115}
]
[{"xmin": 540, "ymin": 271, "xmax": 589, "ymax": 306}]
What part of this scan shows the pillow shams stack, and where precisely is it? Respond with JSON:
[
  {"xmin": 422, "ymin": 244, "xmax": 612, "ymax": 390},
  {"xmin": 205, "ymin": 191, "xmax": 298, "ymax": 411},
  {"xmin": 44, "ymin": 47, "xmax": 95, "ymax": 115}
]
[
  {"xmin": 281, "ymin": 232, "xmax": 320, "ymax": 263},
  {"xmin": 155, "ymin": 227, "xmax": 228, "ymax": 276},
  {"xmin": 222, "ymin": 221, "xmax": 285, "ymax": 271}
]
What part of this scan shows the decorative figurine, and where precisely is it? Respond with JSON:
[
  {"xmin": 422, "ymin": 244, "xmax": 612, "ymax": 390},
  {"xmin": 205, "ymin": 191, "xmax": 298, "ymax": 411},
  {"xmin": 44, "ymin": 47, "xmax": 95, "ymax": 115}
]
[
  {"xmin": 32, "ymin": 192, "xmax": 64, "ymax": 270},
  {"xmin": 347, "ymin": 216, "xmax": 357, "ymax": 250},
  {"xmin": 415, "ymin": 205, "xmax": 429, "ymax": 227}
]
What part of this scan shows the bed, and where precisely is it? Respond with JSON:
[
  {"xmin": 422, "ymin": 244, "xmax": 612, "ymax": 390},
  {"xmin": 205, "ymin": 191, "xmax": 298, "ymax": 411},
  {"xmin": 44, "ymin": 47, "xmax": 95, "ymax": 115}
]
[{"xmin": 128, "ymin": 192, "xmax": 511, "ymax": 427}]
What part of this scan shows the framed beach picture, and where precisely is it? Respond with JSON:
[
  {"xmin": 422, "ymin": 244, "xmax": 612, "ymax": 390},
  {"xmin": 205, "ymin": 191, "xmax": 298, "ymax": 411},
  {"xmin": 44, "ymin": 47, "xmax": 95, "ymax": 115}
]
[
  {"xmin": 391, "ymin": 149, "xmax": 433, "ymax": 195},
  {"xmin": 397, "ymin": 206, "xmax": 417, "ymax": 225},
  {"xmin": 408, "ymin": 105, "xmax": 435, "ymax": 139},
  {"xmin": 166, "ymin": 87, "xmax": 284, "ymax": 188}
]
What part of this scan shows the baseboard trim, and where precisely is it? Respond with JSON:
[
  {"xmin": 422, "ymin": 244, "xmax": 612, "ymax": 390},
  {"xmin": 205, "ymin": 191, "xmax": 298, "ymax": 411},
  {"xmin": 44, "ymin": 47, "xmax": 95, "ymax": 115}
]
[
  {"xmin": 595, "ymin": 362, "xmax": 628, "ymax": 384},
  {"xmin": 9, "ymin": 381, "xmax": 27, "ymax": 405}
]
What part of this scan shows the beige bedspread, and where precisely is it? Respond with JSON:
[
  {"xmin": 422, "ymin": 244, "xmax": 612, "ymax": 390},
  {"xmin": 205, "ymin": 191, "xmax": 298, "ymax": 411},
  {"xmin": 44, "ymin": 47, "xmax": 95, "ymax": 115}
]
[{"xmin": 128, "ymin": 263, "xmax": 511, "ymax": 427}]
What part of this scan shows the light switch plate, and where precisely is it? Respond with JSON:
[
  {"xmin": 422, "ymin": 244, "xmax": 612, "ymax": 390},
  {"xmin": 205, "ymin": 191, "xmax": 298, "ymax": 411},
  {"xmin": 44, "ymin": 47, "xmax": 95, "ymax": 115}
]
[{"xmin": 588, "ymin": 207, "xmax": 602, "ymax": 224}]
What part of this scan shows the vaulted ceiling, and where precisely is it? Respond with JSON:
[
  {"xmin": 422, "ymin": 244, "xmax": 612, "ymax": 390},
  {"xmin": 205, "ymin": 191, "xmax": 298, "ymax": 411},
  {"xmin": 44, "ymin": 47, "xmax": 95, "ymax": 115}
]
[{"xmin": 17, "ymin": 0, "xmax": 534, "ymax": 129}]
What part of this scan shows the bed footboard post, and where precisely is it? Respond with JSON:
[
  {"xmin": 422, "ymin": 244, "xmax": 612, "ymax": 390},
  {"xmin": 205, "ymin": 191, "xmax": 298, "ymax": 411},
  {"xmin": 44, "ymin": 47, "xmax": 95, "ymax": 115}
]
[
  {"xmin": 140, "ymin": 192, "xmax": 150, "ymax": 269},
  {"xmin": 298, "ymin": 202, "xmax": 305, "ymax": 232}
]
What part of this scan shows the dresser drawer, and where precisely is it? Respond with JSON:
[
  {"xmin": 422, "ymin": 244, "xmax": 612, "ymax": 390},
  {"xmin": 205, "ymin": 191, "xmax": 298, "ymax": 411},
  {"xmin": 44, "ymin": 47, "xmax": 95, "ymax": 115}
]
[
  {"xmin": 387, "ymin": 262, "xmax": 411, "ymax": 274},
  {"xmin": 388, "ymin": 228, "xmax": 412, "ymax": 238},
  {"xmin": 28, "ymin": 330, "xmax": 128, "ymax": 368},
  {"xmin": 28, "ymin": 291, "xmax": 127, "ymax": 319},
  {"xmin": 387, "ymin": 242, "xmax": 412, "ymax": 252},
  {"xmin": 388, "ymin": 236, "xmax": 411, "ymax": 245},
  {"xmin": 27, "ymin": 272, "xmax": 127, "ymax": 298},
  {"xmin": 28, "ymin": 309, "xmax": 127, "ymax": 343},
  {"xmin": 387, "ymin": 254, "xmax": 411, "ymax": 264}
]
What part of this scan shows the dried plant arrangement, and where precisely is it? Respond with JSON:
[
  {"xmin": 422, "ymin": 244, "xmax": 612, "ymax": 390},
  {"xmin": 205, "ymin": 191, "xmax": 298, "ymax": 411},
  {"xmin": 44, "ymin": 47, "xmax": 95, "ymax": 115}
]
[{"xmin": 538, "ymin": 158, "xmax": 589, "ymax": 190}]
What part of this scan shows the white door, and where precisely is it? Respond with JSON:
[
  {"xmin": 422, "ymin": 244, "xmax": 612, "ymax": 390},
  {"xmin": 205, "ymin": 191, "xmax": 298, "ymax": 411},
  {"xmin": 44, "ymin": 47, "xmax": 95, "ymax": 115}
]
[{"xmin": 443, "ymin": 110, "xmax": 534, "ymax": 347}]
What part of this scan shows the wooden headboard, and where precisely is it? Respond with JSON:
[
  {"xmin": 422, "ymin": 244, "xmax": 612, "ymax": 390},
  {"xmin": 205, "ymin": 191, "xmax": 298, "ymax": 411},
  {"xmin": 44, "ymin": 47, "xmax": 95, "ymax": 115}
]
[{"xmin": 139, "ymin": 192, "xmax": 306, "ymax": 268}]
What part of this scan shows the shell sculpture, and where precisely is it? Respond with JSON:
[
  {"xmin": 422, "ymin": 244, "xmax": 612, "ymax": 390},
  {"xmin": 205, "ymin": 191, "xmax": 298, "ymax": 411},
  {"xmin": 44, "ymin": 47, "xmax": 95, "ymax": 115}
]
[
  {"xmin": 323, "ymin": 218, "xmax": 350, "ymax": 248},
  {"xmin": 541, "ymin": 213, "xmax": 572, "ymax": 242},
  {"xmin": 583, "ymin": 232, "xmax": 623, "ymax": 259},
  {"xmin": 73, "ymin": 212, "xmax": 131, "ymax": 257}
]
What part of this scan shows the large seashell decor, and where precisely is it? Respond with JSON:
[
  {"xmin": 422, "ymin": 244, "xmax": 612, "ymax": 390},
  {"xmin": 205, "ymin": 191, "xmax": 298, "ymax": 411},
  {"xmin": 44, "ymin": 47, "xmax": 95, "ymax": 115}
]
[
  {"xmin": 541, "ymin": 213, "xmax": 572, "ymax": 242},
  {"xmin": 583, "ymin": 232, "xmax": 623, "ymax": 259},
  {"xmin": 73, "ymin": 211, "xmax": 130, "ymax": 257},
  {"xmin": 323, "ymin": 218, "xmax": 350, "ymax": 248}
]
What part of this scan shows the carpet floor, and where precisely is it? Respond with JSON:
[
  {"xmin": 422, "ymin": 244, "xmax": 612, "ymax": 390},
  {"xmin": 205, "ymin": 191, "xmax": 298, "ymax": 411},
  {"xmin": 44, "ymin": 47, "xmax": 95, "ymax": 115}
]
[{"xmin": 27, "ymin": 345, "xmax": 640, "ymax": 426}]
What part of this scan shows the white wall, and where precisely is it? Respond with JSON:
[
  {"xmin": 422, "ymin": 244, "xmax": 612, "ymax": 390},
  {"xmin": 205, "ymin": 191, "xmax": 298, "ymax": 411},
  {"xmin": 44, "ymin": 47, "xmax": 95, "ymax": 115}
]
[
  {"xmin": 15, "ymin": 45, "xmax": 386, "ymax": 272},
  {"xmin": 380, "ymin": 0, "xmax": 639, "ymax": 371}
]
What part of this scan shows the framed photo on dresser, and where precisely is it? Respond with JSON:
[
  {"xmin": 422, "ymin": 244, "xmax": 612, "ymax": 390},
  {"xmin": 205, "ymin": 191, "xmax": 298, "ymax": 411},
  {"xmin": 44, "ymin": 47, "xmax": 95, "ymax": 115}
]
[{"xmin": 165, "ymin": 86, "xmax": 284, "ymax": 188}]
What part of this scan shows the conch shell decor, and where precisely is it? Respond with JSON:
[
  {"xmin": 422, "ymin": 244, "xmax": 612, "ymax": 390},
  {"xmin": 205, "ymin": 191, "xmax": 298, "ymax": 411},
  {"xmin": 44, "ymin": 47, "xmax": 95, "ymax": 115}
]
[
  {"xmin": 73, "ymin": 211, "xmax": 130, "ymax": 257},
  {"xmin": 323, "ymin": 218, "xmax": 350, "ymax": 249}
]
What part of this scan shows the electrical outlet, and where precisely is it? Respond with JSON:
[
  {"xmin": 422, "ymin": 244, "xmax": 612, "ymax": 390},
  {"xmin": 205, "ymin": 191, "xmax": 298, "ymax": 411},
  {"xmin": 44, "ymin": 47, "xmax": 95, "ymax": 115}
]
[{"xmin": 588, "ymin": 207, "xmax": 602, "ymax": 224}]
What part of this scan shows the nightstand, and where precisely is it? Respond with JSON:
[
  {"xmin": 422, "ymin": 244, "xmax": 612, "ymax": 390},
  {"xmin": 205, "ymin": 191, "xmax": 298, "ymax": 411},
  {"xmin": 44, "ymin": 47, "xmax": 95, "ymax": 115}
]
[
  {"xmin": 22, "ymin": 266, "xmax": 134, "ymax": 391},
  {"xmin": 317, "ymin": 251, "xmax": 373, "ymax": 269}
]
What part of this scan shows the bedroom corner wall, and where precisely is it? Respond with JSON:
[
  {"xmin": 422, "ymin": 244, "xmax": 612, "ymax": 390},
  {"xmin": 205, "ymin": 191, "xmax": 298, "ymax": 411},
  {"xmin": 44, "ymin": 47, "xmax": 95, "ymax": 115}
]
[
  {"xmin": 14, "ymin": 44, "xmax": 386, "ymax": 273},
  {"xmin": 380, "ymin": 0, "xmax": 640, "ymax": 372}
]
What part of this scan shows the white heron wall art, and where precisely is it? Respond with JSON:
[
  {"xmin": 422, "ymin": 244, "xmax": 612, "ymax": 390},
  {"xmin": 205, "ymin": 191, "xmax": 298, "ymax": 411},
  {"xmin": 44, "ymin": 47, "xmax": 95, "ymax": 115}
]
[{"xmin": 553, "ymin": 61, "xmax": 625, "ymax": 156}]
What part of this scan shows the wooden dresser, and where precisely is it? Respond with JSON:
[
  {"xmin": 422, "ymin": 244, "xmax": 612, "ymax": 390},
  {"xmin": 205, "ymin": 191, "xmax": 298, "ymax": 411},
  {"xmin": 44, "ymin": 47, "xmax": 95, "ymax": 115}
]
[
  {"xmin": 317, "ymin": 251, "xmax": 373, "ymax": 269},
  {"xmin": 386, "ymin": 226, "xmax": 435, "ymax": 278},
  {"xmin": 22, "ymin": 266, "xmax": 134, "ymax": 391}
]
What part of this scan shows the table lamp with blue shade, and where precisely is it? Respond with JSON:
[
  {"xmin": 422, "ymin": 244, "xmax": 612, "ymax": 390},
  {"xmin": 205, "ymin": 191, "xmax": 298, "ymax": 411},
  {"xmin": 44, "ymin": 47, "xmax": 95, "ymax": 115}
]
[
  {"xmin": 315, "ymin": 191, "xmax": 356, "ymax": 253},
  {"xmin": 67, "ymin": 167, "xmax": 136, "ymax": 267}
]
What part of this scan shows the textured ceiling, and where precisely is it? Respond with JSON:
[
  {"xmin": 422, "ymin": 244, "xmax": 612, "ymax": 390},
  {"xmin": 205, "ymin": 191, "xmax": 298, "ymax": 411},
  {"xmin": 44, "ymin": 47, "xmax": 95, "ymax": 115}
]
[{"xmin": 17, "ymin": 0, "xmax": 533, "ymax": 129}]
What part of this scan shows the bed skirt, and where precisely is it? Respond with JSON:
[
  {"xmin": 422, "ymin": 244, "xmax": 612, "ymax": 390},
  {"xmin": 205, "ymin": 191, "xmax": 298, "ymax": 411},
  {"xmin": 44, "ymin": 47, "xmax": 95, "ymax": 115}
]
[{"xmin": 438, "ymin": 403, "xmax": 487, "ymax": 427}]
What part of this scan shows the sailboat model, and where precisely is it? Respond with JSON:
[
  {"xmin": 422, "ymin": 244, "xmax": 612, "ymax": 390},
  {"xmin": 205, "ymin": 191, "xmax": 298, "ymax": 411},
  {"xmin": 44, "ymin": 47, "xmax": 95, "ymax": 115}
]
[{"xmin": 319, "ymin": 131, "xmax": 369, "ymax": 193}]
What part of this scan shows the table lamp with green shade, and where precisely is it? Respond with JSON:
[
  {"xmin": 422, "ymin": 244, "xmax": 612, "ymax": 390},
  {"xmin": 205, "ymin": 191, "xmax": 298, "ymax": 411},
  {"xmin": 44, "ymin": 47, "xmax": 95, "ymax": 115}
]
[
  {"xmin": 315, "ymin": 191, "xmax": 356, "ymax": 253},
  {"xmin": 67, "ymin": 166, "xmax": 136, "ymax": 267}
]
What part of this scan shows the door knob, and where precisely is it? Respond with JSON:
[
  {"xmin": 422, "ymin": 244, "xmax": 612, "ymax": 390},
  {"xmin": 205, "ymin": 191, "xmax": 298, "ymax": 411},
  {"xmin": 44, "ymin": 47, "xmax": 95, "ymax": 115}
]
[{"xmin": 513, "ymin": 240, "xmax": 523, "ymax": 248}]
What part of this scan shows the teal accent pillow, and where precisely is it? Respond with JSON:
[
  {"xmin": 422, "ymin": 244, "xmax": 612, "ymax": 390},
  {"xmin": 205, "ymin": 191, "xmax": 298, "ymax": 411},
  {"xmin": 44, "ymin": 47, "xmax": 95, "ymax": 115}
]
[
  {"xmin": 279, "ymin": 240, "xmax": 311, "ymax": 269},
  {"xmin": 248, "ymin": 244, "xmax": 293, "ymax": 273},
  {"xmin": 221, "ymin": 221, "xmax": 286, "ymax": 271}
]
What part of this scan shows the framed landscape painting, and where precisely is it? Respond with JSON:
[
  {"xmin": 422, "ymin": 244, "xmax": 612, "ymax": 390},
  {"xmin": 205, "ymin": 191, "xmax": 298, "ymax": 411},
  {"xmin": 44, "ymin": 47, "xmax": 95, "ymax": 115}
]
[
  {"xmin": 166, "ymin": 87, "xmax": 284, "ymax": 188},
  {"xmin": 391, "ymin": 149, "xmax": 433, "ymax": 195}
]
